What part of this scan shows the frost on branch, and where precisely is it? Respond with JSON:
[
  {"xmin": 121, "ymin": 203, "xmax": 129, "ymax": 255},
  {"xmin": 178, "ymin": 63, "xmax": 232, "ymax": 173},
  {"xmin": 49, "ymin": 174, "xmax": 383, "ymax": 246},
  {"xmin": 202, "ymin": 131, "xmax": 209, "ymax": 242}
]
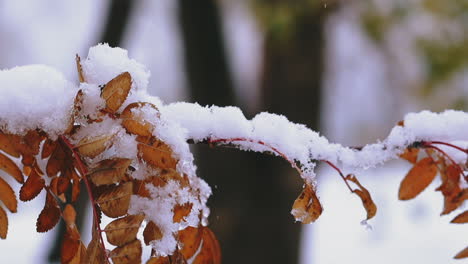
[{"xmin": 0, "ymin": 43, "xmax": 466, "ymax": 262}]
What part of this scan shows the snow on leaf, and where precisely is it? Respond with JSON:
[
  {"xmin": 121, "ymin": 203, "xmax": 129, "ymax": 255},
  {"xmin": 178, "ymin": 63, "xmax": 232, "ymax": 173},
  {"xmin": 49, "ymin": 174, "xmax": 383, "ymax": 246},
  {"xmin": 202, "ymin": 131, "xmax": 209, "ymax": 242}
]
[
  {"xmin": 192, "ymin": 227, "xmax": 221, "ymax": 264},
  {"xmin": 177, "ymin": 226, "xmax": 202, "ymax": 260},
  {"xmin": 291, "ymin": 184, "xmax": 322, "ymax": 224},
  {"xmin": 143, "ymin": 221, "xmax": 163, "ymax": 246},
  {"xmin": 0, "ymin": 176, "xmax": 18, "ymax": 213},
  {"xmin": 399, "ymin": 147, "xmax": 419, "ymax": 164},
  {"xmin": 88, "ymin": 158, "xmax": 132, "ymax": 186},
  {"xmin": 101, "ymin": 72, "xmax": 132, "ymax": 114},
  {"xmin": 0, "ymin": 152, "xmax": 24, "ymax": 183},
  {"xmin": 19, "ymin": 169, "xmax": 45, "ymax": 201},
  {"xmin": 96, "ymin": 182, "xmax": 133, "ymax": 218},
  {"xmin": 121, "ymin": 102, "xmax": 158, "ymax": 137},
  {"xmin": 137, "ymin": 139, "xmax": 177, "ymax": 170},
  {"xmin": 104, "ymin": 214, "xmax": 145, "ymax": 247},
  {"xmin": 76, "ymin": 134, "xmax": 114, "ymax": 158},
  {"xmin": 0, "ymin": 206, "xmax": 8, "ymax": 239},
  {"xmin": 36, "ymin": 191, "xmax": 61, "ymax": 232},
  {"xmin": 110, "ymin": 239, "xmax": 142, "ymax": 264},
  {"xmin": 398, "ymin": 157, "xmax": 438, "ymax": 200},
  {"xmin": 173, "ymin": 203, "xmax": 192, "ymax": 223}
]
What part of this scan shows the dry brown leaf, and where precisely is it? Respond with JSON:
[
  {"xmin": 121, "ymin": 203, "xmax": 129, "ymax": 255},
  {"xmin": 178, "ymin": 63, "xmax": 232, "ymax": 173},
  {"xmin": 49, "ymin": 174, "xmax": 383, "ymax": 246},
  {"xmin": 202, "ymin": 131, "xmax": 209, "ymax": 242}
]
[
  {"xmin": 96, "ymin": 182, "xmax": 133, "ymax": 218},
  {"xmin": 291, "ymin": 184, "xmax": 322, "ymax": 224},
  {"xmin": 86, "ymin": 229, "xmax": 107, "ymax": 264},
  {"xmin": 0, "ymin": 206, "xmax": 8, "ymax": 239},
  {"xmin": 192, "ymin": 227, "xmax": 221, "ymax": 264},
  {"xmin": 19, "ymin": 169, "xmax": 45, "ymax": 201},
  {"xmin": 121, "ymin": 102, "xmax": 158, "ymax": 137},
  {"xmin": 138, "ymin": 140, "xmax": 177, "ymax": 170},
  {"xmin": 36, "ymin": 191, "xmax": 61, "ymax": 232},
  {"xmin": 0, "ymin": 152, "xmax": 23, "ymax": 183},
  {"xmin": 398, "ymin": 157, "xmax": 438, "ymax": 200},
  {"xmin": 105, "ymin": 214, "xmax": 145, "ymax": 246},
  {"xmin": 67, "ymin": 242, "xmax": 87, "ymax": 264},
  {"xmin": 101, "ymin": 72, "xmax": 132, "ymax": 113},
  {"xmin": 133, "ymin": 180, "xmax": 151, "ymax": 198},
  {"xmin": 143, "ymin": 221, "xmax": 163, "ymax": 245},
  {"xmin": 61, "ymin": 228, "xmax": 81, "ymax": 264},
  {"xmin": 0, "ymin": 176, "xmax": 17, "ymax": 213},
  {"xmin": 442, "ymin": 188, "xmax": 467, "ymax": 215},
  {"xmin": 110, "ymin": 239, "xmax": 142, "ymax": 264},
  {"xmin": 70, "ymin": 170, "xmax": 81, "ymax": 202},
  {"xmin": 89, "ymin": 158, "xmax": 132, "ymax": 186},
  {"xmin": 0, "ymin": 132, "xmax": 20, "ymax": 158},
  {"xmin": 21, "ymin": 130, "xmax": 44, "ymax": 156},
  {"xmin": 455, "ymin": 246, "xmax": 468, "ymax": 259},
  {"xmin": 436, "ymin": 164, "xmax": 461, "ymax": 197},
  {"xmin": 178, "ymin": 226, "xmax": 202, "ymax": 259},
  {"xmin": 345, "ymin": 174, "xmax": 377, "ymax": 220},
  {"xmin": 63, "ymin": 204, "xmax": 77, "ymax": 226},
  {"xmin": 451, "ymin": 210, "xmax": 468, "ymax": 224},
  {"xmin": 152, "ymin": 169, "xmax": 189, "ymax": 188},
  {"xmin": 46, "ymin": 143, "xmax": 67, "ymax": 177},
  {"xmin": 399, "ymin": 147, "xmax": 419, "ymax": 164},
  {"xmin": 41, "ymin": 139, "xmax": 57, "ymax": 159},
  {"xmin": 76, "ymin": 134, "xmax": 114, "ymax": 158},
  {"xmin": 76, "ymin": 55, "xmax": 85, "ymax": 83},
  {"xmin": 173, "ymin": 203, "xmax": 193, "ymax": 223},
  {"xmin": 146, "ymin": 256, "xmax": 170, "ymax": 264}
]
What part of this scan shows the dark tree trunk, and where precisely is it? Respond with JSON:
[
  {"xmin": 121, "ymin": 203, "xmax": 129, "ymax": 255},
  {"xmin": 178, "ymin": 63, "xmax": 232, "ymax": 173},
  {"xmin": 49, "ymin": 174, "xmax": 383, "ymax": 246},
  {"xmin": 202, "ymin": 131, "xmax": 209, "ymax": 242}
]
[
  {"xmin": 179, "ymin": 1, "xmax": 325, "ymax": 264},
  {"xmin": 47, "ymin": 1, "xmax": 135, "ymax": 261}
]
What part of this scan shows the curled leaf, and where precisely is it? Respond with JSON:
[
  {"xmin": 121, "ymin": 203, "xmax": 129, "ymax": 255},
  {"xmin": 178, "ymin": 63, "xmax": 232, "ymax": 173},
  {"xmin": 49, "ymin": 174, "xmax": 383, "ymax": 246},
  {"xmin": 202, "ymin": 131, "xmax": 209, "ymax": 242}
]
[
  {"xmin": 86, "ymin": 229, "xmax": 107, "ymax": 264},
  {"xmin": 19, "ymin": 169, "xmax": 45, "ymax": 201},
  {"xmin": 41, "ymin": 139, "xmax": 57, "ymax": 159},
  {"xmin": 121, "ymin": 102, "xmax": 158, "ymax": 137},
  {"xmin": 96, "ymin": 182, "xmax": 133, "ymax": 218},
  {"xmin": 61, "ymin": 228, "xmax": 81, "ymax": 264},
  {"xmin": 0, "ymin": 206, "xmax": 8, "ymax": 239},
  {"xmin": 436, "ymin": 164, "xmax": 461, "ymax": 197},
  {"xmin": 76, "ymin": 55, "xmax": 85, "ymax": 83},
  {"xmin": 143, "ymin": 221, "xmax": 163, "ymax": 245},
  {"xmin": 345, "ymin": 174, "xmax": 377, "ymax": 220},
  {"xmin": 110, "ymin": 239, "xmax": 142, "ymax": 264},
  {"xmin": 36, "ymin": 191, "xmax": 61, "ymax": 232},
  {"xmin": 399, "ymin": 157, "xmax": 437, "ymax": 200},
  {"xmin": 63, "ymin": 204, "xmax": 77, "ymax": 226},
  {"xmin": 0, "ymin": 152, "xmax": 23, "ymax": 183},
  {"xmin": 89, "ymin": 158, "xmax": 132, "ymax": 186},
  {"xmin": 101, "ymin": 72, "xmax": 132, "ymax": 113},
  {"xmin": 0, "ymin": 176, "xmax": 17, "ymax": 213},
  {"xmin": 399, "ymin": 147, "xmax": 419, "ymax": 164},
  {"xmin": 192, "ymin": 227, "xmax": 221, "ymax": 264},
  {"xmin": 76, "ymin": 134, "xmax": 114, "ymax": 158},
  {"xmin": 451, "ymin": 210, "xmax": 468, "ymax": 224},
  {"xmin": 291, "ymin": 184, "xmax": 322, "ymax": 224},
  {"xmin": 105, "ymin": 214, "xmax": 145, "ymax": 246}
]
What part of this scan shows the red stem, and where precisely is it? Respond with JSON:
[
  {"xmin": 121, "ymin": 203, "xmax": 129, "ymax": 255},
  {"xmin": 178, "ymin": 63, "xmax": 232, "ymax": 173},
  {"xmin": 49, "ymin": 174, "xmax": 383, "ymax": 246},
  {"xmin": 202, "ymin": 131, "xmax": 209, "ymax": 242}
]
[
  {"xmin": 423, "ymin": 141, "xmax": 467, "ymax": 154},
  {"xmin": 322, "ymin": 160, "xmax": 353, "ymax": 192},
  {"xmin": 423, "ymin": 143, "xmax": 466, "ymax": 182},
  {"xmin": 60, "ymin": 135, "xmax": 108, "ymax": 260}
]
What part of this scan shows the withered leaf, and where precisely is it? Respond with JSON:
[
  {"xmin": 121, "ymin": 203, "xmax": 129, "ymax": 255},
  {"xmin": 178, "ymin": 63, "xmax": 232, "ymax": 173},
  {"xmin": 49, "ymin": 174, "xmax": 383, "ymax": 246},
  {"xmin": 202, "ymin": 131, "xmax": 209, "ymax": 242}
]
[
  {"xmin": 101, "ymin": 72, "xmax": 132, "ymax": 114},
  {"xmin": 291, "ymin": 184, "xmax": 322, "ymax": 224},
  {"xmin": 61, "ymin": 228, "xmax": 81, "ymax": 264},
  {"xmin": 192, "ymin": 227, "xmax": 221, "ymax": 264},
  {"xmin": 0, "ymin": 176, "xmax": 17, "ymax": 213},
  {"xmin": 89, "ymin": 158, "xmax": 132, "ymax": 186},
  {"xmin": 96, "ymin": 182, "xmax": 133, "ymax": 218},
  {"xmin": 178, "ymin": 226, "xmax": 202, "ymax": 259},
  {"xmin": 451, "ymin": 210, "xmax": 468, "ymax": 224},
  {"xmin": 41, "ymin": 139, "xmax": 57, "ymax": 159},
  {"xmin": 143, "ymin": 221, "xmax": 163, "ymax": 245},
  {"xmin": 105, "ymin": 214, "xmax": 145, "ymax": 246},
  {"xmin": 36, "ymin": 192, "xmax": 61, "ymax": 232},
  {"xmin": 173, "ymin": 203, "xmax": 192, "ymax": 223},
  {"xmin": 121, "ymin": 102, "xmax": 158, "ymax": 137},
  {"xmin": 0, "ymin": 206, "xmax": 8, "ymax": 239},
  {"xmin": 46, "ymin": 143, "xmax": 67, "ymax": 177},
  {"xmin": 152, "ymin": 169, "xmax": 189, "ymax": 188},
  {"xmin": 436, "ymin": 164, "xmax": 461, "ymax": 197},
  {"xmin": 76, "ymin": 135, "xmax": 114, "ymax": 158},
  {"xmin": 146, "ymin": 256, "xmax": 170, "ymax": 264},
  {"xmin": 0, "ymin": 132, "xmax": 20, "ymax": 158},
  {"xmin": 86, "ymin": 229, "xmax": 107, "ymax": 264},
  {"xmin": 455, "ymin": 246, "xmax": 468, "ymax": 259},
  {"xmin": 76, "ymin": 55, "xmax": 85, "ymax": 83},
  {"xmin": 110, "ymin": 239, "xmax": 142, "ymax": 264},
  {"xmin": 398, "ymin": 157, "xmax": 438, "ymax": 200},
  {"xmin": 399, "ymin": 147, "xmax": 419, "ymax": 164},
  {"xmin": 442, "ymin": 188, "xmax": 467, "ymax": 215},
  {"xmin": 345, "ymin": 174, "xmax": 377, "ymax": 220},
  {"xmin": 19, "ymin": 169, "xmax": 45, "ymax": 201},
  {"xmin": 21, "ymin": 130, "xmax": 44, "ymax": 156},
  {"xmin": 63, "ymin": 204, "xmax": 77, "ymax": 226},
  {"xmin": 138, "ymin": 140, "xmax": 177, "ymax": 170},
  {"xmin": 0, "ymin": 152, "xmax": 23, "ymax": 183}
]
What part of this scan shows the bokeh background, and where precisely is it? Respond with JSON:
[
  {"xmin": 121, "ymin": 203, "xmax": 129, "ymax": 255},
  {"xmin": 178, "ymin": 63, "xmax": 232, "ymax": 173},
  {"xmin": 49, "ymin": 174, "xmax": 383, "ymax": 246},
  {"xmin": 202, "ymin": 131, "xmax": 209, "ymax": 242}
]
[{"xmin": 0, "ymin": 0, "xmax": 467, "ymax": 263}]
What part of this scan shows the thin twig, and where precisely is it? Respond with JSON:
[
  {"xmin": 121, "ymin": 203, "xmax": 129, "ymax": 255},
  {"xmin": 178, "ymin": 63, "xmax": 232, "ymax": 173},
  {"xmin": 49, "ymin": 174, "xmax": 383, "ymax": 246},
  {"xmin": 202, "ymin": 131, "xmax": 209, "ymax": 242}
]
[{"xmin": 322, "ymin": 160, "xmax": 353, "ymax": 193}]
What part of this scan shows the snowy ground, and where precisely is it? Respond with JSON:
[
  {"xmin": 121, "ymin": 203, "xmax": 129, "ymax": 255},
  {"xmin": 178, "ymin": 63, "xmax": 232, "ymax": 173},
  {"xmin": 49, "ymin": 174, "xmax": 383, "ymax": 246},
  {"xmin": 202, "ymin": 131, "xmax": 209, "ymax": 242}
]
[{"xmin": 300, "ymin": 161, "xmax": 467, "ymax": 264}]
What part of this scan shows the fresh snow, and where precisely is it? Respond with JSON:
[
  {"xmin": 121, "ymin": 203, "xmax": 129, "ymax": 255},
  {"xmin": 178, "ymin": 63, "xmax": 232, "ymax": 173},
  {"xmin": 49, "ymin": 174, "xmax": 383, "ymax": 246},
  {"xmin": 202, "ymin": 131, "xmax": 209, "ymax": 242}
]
[{"xmin": 0, "ymin": 44, "xmax": 466, "ymax": 257}]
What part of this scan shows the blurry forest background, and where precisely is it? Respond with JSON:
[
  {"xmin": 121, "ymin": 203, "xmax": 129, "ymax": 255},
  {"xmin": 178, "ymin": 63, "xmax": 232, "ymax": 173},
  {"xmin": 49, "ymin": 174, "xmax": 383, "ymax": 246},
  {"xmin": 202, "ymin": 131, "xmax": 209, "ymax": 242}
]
[{"xmin": 0, "ymin": 0, "xmax": 467, "ymax": 263}]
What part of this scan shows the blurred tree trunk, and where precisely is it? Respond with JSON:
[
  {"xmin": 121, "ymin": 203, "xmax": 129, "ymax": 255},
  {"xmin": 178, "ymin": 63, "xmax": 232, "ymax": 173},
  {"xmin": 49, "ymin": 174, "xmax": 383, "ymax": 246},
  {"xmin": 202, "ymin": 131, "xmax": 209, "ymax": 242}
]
[
  {"xmin": 47, "ymin": 1, "xmax": 134, "ymax": 262},
  {"xmin": 179, "ymin": 1, "xmax": 325, "ymax": 263}
]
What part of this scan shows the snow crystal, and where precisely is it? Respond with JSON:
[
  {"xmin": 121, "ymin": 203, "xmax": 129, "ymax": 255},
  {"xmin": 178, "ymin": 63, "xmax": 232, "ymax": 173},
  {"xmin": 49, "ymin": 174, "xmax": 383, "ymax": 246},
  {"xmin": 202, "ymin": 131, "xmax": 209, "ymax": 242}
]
[{"xmin": 0, "ymin": 64, "xmax": 78, "ymax": 137}]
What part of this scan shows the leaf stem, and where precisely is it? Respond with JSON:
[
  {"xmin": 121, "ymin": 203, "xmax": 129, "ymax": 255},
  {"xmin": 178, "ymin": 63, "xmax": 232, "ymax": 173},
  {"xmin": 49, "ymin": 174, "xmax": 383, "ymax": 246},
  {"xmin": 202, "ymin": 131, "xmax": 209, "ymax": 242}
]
[
  {"xmin": 322, "ymin": 160, "xmax": 353, "ymax": 193},
  {"xmin": 59, "ymin": 135, "xmax": 108, "ymax": 261},
  {"xmin": 423, "ymin": 141, "xmax": 467, "ymax": 154}
]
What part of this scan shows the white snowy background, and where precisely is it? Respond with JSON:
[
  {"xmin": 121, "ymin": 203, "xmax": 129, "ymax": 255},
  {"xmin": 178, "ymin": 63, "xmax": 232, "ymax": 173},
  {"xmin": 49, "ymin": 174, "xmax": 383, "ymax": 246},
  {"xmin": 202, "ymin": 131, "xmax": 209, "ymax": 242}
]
[{"xmin": 0, "ymin": 1, "xmax": 466, "ymax": 263}]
